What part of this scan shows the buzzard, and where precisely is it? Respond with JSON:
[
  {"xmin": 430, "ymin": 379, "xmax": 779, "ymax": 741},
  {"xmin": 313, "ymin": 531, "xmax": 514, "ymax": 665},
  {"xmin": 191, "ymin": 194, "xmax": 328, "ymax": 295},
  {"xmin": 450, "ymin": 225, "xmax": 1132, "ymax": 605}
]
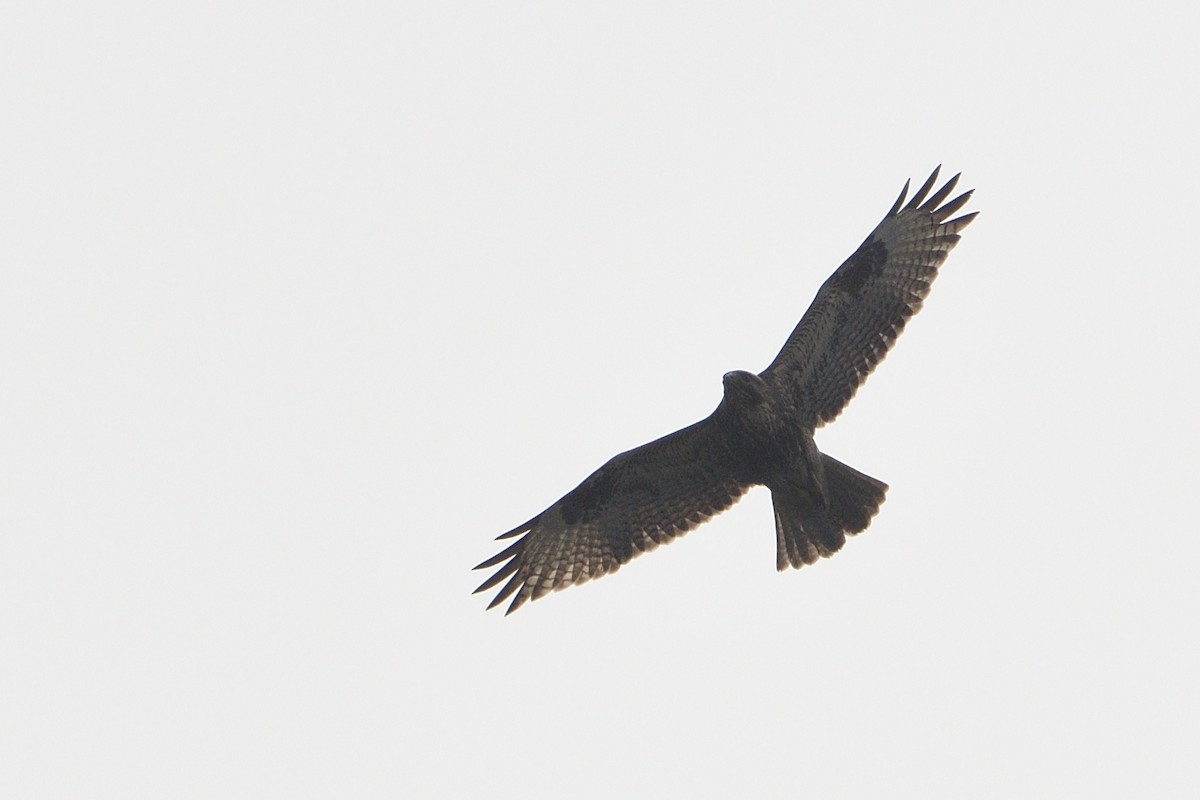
[{"xmin": 475, "ymin": 167, "xmax": 976, "ymax": 614}]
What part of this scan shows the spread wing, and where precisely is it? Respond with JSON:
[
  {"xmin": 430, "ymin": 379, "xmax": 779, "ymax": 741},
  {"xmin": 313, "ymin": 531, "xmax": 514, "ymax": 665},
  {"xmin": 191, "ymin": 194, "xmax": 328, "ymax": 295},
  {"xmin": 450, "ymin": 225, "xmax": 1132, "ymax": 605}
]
[
  {"xmin": 761, "ymin": 167, "xmax": 977, "ymax": 428},
  {"xmin": 474, "ymin": 418, "xmax": 750, "ymax": 614}
]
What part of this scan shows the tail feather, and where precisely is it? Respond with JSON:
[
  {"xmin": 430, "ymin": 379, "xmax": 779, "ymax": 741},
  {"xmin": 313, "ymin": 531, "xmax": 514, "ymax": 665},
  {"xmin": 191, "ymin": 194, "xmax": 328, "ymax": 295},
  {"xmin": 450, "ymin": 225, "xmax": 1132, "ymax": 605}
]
[{"xmin": 773, "ymin": 454, "xmax": 888, "ymax": 571}]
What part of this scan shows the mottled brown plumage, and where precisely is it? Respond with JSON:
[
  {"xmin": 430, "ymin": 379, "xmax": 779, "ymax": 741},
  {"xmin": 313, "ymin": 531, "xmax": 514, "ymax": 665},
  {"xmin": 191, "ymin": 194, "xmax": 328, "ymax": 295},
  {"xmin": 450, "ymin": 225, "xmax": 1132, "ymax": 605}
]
[{"xmin": 475, "ymin": 167, "xmax": 977, "ymax": 614}]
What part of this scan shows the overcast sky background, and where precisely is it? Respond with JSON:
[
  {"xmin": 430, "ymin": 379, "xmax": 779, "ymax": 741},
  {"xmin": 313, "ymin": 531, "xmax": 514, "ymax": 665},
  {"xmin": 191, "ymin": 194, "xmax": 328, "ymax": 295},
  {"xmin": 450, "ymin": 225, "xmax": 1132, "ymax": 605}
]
[{"xmin": 3, "ymin": 2, "xmax": 1198, "ymax": 797}]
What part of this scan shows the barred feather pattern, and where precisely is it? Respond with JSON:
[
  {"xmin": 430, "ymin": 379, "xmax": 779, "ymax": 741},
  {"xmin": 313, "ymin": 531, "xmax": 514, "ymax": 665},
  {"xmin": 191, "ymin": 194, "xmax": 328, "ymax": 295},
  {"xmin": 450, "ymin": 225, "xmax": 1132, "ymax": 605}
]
[
  {"xmin": 474, "ymin": 420, "xmax": 750, "ymax": 615},
  {"xmin": 475, "ymin": 167, "xmax": 976, "ymax": 614},
  {"xmin": 761, "ymin": 167, "xmax": 978, "ymax": 428}
]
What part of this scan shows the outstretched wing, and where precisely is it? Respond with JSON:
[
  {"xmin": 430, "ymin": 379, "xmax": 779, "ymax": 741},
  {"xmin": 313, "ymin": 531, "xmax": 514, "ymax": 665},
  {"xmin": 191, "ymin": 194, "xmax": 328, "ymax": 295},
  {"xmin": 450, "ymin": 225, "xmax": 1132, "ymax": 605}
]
[
  {"xmin": 761, "ymin": 167, "xmax": 977, "ymax": 428},
  {"xmin": 474, "ymin": 418, "xmax": 750, "ymax": 614}
]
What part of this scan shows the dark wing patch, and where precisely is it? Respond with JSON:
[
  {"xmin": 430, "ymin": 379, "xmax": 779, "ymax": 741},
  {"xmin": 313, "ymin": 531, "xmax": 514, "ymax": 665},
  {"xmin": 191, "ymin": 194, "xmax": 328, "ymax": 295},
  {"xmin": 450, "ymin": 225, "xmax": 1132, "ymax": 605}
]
[
  {"xmin": 829, "ymin": 238, "xmax": 888, "ymax": 294},
  {"xmin": 761, "ymin": 167, "xmax": 977, "ymax": 428},
  {"xmin": 474, "ymin": 419, "xmax": 750, "ymax": 614}
]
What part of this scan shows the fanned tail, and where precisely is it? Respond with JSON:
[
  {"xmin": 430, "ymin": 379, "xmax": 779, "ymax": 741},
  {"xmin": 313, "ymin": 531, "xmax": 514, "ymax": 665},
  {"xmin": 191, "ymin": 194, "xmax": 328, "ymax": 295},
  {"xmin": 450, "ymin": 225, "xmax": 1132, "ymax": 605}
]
[{"xmin": 773, "ymin": 454, "xmax": 888, "ymax": 570}]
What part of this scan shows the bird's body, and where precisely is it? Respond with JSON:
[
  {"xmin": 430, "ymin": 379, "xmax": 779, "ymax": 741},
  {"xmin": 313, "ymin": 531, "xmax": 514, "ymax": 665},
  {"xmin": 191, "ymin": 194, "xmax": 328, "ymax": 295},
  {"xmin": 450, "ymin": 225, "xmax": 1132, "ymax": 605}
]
[
  {"xmin": 719, "ymin": 370, "xmax": 817, "ymax": 483},
  {"xmin": 476, "ymin": 167, "xmax": 977, "ymax": 613}
]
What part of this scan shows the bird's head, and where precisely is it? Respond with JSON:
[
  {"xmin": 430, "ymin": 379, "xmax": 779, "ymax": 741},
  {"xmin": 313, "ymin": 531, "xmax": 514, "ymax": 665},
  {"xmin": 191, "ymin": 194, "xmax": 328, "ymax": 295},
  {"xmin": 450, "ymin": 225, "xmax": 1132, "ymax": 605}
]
[{"xmin": 722, "ymin": 370, "xmax": 767, "ymax": 407}]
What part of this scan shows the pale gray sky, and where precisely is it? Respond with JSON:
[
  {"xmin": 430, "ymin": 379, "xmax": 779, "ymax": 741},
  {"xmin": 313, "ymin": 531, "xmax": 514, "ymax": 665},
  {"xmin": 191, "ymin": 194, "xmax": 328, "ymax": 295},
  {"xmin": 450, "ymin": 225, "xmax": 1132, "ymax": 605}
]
[{"xmin": 3, "ymin": 2, "xmax": 1198, "ymax": 797}]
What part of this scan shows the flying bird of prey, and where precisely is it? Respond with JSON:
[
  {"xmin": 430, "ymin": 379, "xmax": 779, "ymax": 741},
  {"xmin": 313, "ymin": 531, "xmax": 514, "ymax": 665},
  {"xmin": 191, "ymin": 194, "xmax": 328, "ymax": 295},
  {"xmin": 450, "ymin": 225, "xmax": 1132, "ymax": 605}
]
[{"xmin": 475, "ymin": 167, "xmax": 976, "ymax": 614}]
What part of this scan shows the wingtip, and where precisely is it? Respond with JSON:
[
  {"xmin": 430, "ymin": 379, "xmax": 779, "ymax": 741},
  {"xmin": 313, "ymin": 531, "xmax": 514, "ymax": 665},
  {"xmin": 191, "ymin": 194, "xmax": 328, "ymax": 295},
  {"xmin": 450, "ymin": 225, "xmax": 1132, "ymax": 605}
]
[
  {"xmin": 887, "ymin": 178, "xmax": 911, "ymax": 217},
  {"xmin": 920, "ymin": 171, "xmax": 961, "ymax": 212},
  {"xmin": 474, "ymin": 539, "xmax": 522, "ymax": 570},
  {"xmin": 503, "ymin": 591, "xmax": 529, "ymax": 615},
  {"xmin": 496, "ymin": 519, "xmax": 535, "ymax": 540},
  {"xmin": 480, "ymin": 570, "xmax": 527, "ymax": 613},
  {"xmin": 948, "ymin": 210, "xmax": 980, "ymax": 229},
  {"xmin": 934, "ymin": 188, "xmax": 975, "ymax": 222},
  {"xmin": 904, "ymin": 166, "xmax": 942, "ymax": 211}
]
